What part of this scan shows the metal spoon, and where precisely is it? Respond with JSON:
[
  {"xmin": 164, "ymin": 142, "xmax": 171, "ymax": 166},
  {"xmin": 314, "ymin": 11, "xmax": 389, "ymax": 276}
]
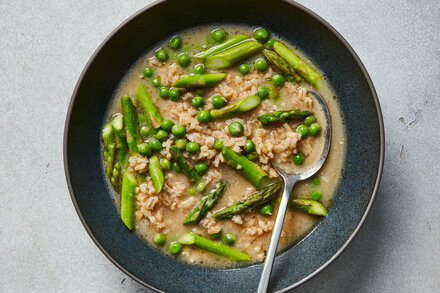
[{"xmin": 257, "ymin": 91, "xmax": 332, "ymax": 293}]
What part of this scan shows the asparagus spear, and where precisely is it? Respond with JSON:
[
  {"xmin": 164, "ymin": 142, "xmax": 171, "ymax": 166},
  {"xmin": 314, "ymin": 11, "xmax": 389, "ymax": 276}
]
[
  {"xmin": 111, "ymin": 114, "xmax": 128, "ymax": 168},
  {"xmin": 273, "ymin": 41, "xmax": 322, "ymax": 89},
  {"xmin": 148, "ymin": 155, "xmax": 164, "ymax": 193},
  {"xmin": 137, "ymin": 82, "xmax": 162, "ymax": 129},
  {"xmin": 262, "ymin": 49, "xmax": 301, "ymax": 82},
  {"xmin": 121, "ymin": 170, "xmax": 137, "ymax": 230},
  {"xmin": 289, "ymin": 199, "xmax": 327, "ymax": 216},
  {"xmin": 173, "ymin": 73, "xmax": 227, "ymax": 88},
  {"xmin": 102, "ymin": 122, "xmax": 115, "ymax": 178},
  {"xmin": 213, "ymin": 182, "xmax": 282, "ymax": 220},
  {"xmin": 170, "ymin": 146, "xmax": 201, "ymax": 183},
  {"xmin": 194, "ymin": 34, "xmax": 248, "ymax": 59},
  {"xmin": 179, "ymin": 232, "xmax": 250, "ymax": 261},
  {"xmin": 205, "ymin": 40, "xmax": 263, "ymax": 69},
  {"xmin": 221, "ymin": 147, "xmax": 269, "ymax": 189},
  {"xmin": 183, "ymin": 182, "xmax": 227, "ymax": 225},
  {"xmin": 257, "ymin": 110, "xmax": 313, "ymax": 126},
  {"xmin": 210, "ymin": 95, "xmax": 260, "ymax": 120},
  {"xmin": 121, "ymin": 95, "xmax": 139, "ymax": 154}
]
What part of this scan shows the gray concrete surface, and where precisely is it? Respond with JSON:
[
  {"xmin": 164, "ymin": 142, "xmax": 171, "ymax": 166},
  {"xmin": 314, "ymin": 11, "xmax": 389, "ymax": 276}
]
[{"xmin": 1, "ymin": 0, "xmax": 439, "ymax": 292}]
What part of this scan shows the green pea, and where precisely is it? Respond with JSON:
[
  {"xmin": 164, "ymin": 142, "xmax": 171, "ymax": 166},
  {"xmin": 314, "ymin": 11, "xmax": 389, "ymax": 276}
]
[
  {"xmin": 223, "ymin": 233, "xmax": 236, "ymax": 245},
  {"xmin": 175, "ymin": 138, "xmax": 188, "ymax": 150},
  {"xmin": 169, "ymin": 36, "xmax": 182, "ymax": 50},
  {"xmin": 188, "ymin": 187, "xmax": 196, "ymax": 195},
  {"xmin": 197, "ymin": 109, "xmax": 211, "ymax": 123},
  {"xmin": 210, "ymin": 230, "xmax": 223, "ymax": 240},
  {"xmin": 168, "ymin": 242, "xmax": 182, "ymax": 255},
  {"xmin": 195, "ymin": 162, "xmax": 208, "ymax": 175},
  {"xmin": 304, "ymin": 115, "xmax": 316, "ymax": 126},
  {"xmin": 137, "ymin": 143, "xmax": 152, "ymax": 157},
  {"xmin": 211, "ymin": 29, "xmax": 225, "ymax": 42},
  {"xmin": 191, "ymin": 95, "xmax": 204, "ymax": 108},
  {"xmin": 171, "ymin": 161, "xmax": 181, "ymax": 173},
  {"xmin": 196, "ymin": 182, "xmax": 206, "ymax": 193},
  {"xmin": 160, "ymin": 158, "xmax": 171, "ymax": 170},
  {"xmin": 160, "ymin": 119, "xmax": 174, "ymax": 132},
  {"xmin": 169, "ymin": 88, "xmax": 181, "ymax": 101},
  {"xmin": 155, "ymin": 48, "xmax": 168, "ymax": 62},
  {"xmin": 152, "ymin": 77, "xmax": 161, "ymax": 88},
  {"xmin": 311, "ymin": 176, "xmax": 320, "ymax": 186},
  {"xmin": 149, "ymin": 138, "xmax": 162, "ymax": 152},
  {"xmin": 309, "ymin": 123, "xmax": 322, "ymax": 136},
  {"xmin": 155, "ymin": 129, "xmax": 169, "ymax": 141},
  {"xmin": 153, "ymin": 233, "xmax": 166, "ymax": 246},
  {"xmin": 255, "ymin": 58, "xmax": 268, "ymax": 72},
  {"xmin": 238, "ymin": 64, "xmax": 250, "ymax": 75},
  {"xmin": 213, "ymin": 139, "xmax": 223, "ymax": 151},
  {"xmin": 259, "ymin": 204, "xmax": 273, "ymax": 216},
  {"xmin": 186, "ymin": 141, "xmax": 200, "ymax": 154},
  {"xmin": 310, "ymin": 190, "xmax": 322, "ymax": 200},
  {"xmin": 296, "ymin": 125, "xmax": 309, "ymax": 137},
  {"xmin": 247, "ymin": 152, "xmax": 258, "ymax": 161},
  {"xmin": 171, "ymin": 123, "xmax": 186, "ymax": 138},
  {"xmin": 292, "ymin": 152, "xmax": 304, "ymax": 165},
  {"xmin": 143, "ymin": 67, "xmax": 153, "ymax": 77},
  {"xmin": 193, "ymin": 63, "xmax": 205, "ymax": 74},
  {"xmin": 244, "ymin": 139, "xmax": 255, "ymax": 154},
  {"xmin": 194, "ymin": 89, "xmax": 205, "ymax": 97},
  {"xmin": 272, "ymin": 74, "xmax": 285, "ymax": 87},
  {"xmin": 211, "ymin": 94, "xmax": 226, "ymax": 109},
  {"xmin": 178, "ymin": 53, "xmax": 190, "ymax": 67},
  {"xmin": 257, "ymin": 86, "xmax": 269, "ymax": 99},
  {"xmin": 254, "ymin": 28, "xmax": 270, "ymax": 42},
  {"xmin": 159, "ymin": 86, "xmax": 169, "ymax": 99},
  {"xmin": 140, "ymin": 125, "xmax": 152, "ymax": 137},
  {"xmin": 264, "ymin": 38, "xmax": 276, "ymax": 49},
  {"xmin": 229, "ymin": 121, "xmax": 244, "ymax": 137}
]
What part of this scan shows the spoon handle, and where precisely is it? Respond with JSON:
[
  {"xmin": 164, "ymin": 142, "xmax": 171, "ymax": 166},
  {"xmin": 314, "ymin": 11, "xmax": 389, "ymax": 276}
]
[{"xmin": 257, "ymin": 179, "xmax": 297, "ymax": 293}]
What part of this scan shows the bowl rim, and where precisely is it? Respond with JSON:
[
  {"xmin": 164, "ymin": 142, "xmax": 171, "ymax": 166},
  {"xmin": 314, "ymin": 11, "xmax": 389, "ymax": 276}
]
[{"xmin": 63, "ymin": 0, "xmax": 384, "ymax": 291}]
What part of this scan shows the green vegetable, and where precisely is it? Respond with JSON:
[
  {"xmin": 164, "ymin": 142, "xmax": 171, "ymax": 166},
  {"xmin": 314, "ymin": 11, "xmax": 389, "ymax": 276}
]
[
  {"xmin": 120, "ymin": 95, "xmax": 138, "ymax": 154},
  {"xmin": 262, "ymin": 49, "xmax": 301, "ymax": 82},
  {"xmin": 152, "ymin": 77, "xmax": 161, "ymax": 88},
  {"xmin": 159, "ymin": 86, "xmax": 169, "ymax": 99},
  {"xmin": 148, "ymin": 155, "xmax": 164, "ymax": 193},
  {"xmin": 211, "ymin": 29, "xmax": 226, "ymax": 42},
  {"xmin": 213, "ymin": 182, "xmax": 282, "ymax": 219},
  {"xmin": 205, "ymin": 40, "xmax": 262, "ymax": 69},
  {"xmin": 111, "ymin": 114, "xmax": 128, "ymax": 171},
  {"xmin": 179, "ymin": 232, "xmax": 250, "ymax": 261},
  {"xmin": 155, "ymin": 129, "xmax": 169, "ymax": 141},
  {"xmin": 175, "ymin": 138, "xmax": 188, "ymax": 150},
  {"xmin": 210, "ymin": 95, "xmax": 260, "ymax": 120},
  {"xmin": 160, "ymin": 119, "xmax": 174, "ymax": 132},
  {"xmin": 137, "ymin": 83, "xmax": 162, "ymax": 129},
  {"xmin": 102, "ymin": 122, "xmax": 115, "ymax": 177},
  {"xmin": 197, "ymin": 109, "xmax": 211, "ymax": 123},
  {"xmin": 196, "ymin": 182, "xmax": 207, "ymax": 193},
  {"xmin": 289, "ymin": 198, "xmax": 327, "ymax": 216},
  {"xmin": 155, "ymin": 48, "xmax": 168, "ymax": 62},
  {"xmin": 191, "ymin": 95, "xmax": 205, "ymax": 108},
  {"xmin": 194, "ymin": 34, "xmax": 248, "ymax": 59},
  {"xmin": 228, "ymin": 121, "xmax": 244, "ymax": 136},
  {"xmin": 257, "ymin": 110, "xmax": 313, "ymax": 126},
  {"xmin": 259, "ymin": 204, "xmax": 273, "ymax": 216},
  {"xmin": 186, "ymin": 141, "xmax": 200, "ymax": 154},
  {"xmin": 169, "ymin": 242, "xmax": 182, "ymax": 255},
  {"xmin": 296, "ymin": 125, "xmax": 309, "ymax": 137},
  {"xmin": 309, "ymin": 123, "xmax": 322, "ymax": 136},
  {"xmin": 143, "ymin": 67, "xmax": 153, "ymax": 77},
  {"xmin": 210, "ymin": 230, "xmax": 223, "ymax": 240},
  {"xmin": 149, "ymin": 137, "xmax": 162, "ymax": 152},
  {"xmin": 120, "ymin": 171, "xmax": 137, "ymax": 230},
  {"xmin": 160, "ymin": 158, "xmax": 171, "ymax": 170},
  {"xmin": 247, "ymin": 152, "xmax": 258, "ymax": 161},
  {"xmin": 310, "ymin": 190, "xmax": 322, "ymax": 200},
  {"xmin": 183, "ymin": 182, "xmax": 227, "ymax": 225},
  {"xmin": 178, "ymin": 53, "xmax": 190, "ymax": 67},
  {"xmin": 193, "ymin": 63, "xmax": 205, "ymax": 74},
  {"xmin": 153, "ymin": 233, "xmax": 166, "ymax": 246},
  {"xmin": 188, "ymin": 187, "xmax": 196, "ymax": 195},
  {"xmin": 221, "ymin": 146, "xmax": 269, "ymax": 189},
  {"xmin": 137, "ymin": 142, "xmax": 152, "ymax": 157},
  {"xmin": 195, "ymin": 162, "xmax": 208, "ymax": 175},
  {"xmin": 304, "ymin": 115, "xmax": 316, "ymax": 126},
  {"xmin": 213, "ymin": 139, "xmax": 223, "ymax": 151},
  {"xmin": 272, "ymin": 74, "xmax": 285, "ymax": 87},
  {"xmin": 223, "ymin": 233, "xmax": 236, "ymax": 245},
  {"xmin": 169, "ymin": 88, "xmax": 181, "ymax": 101},
  {"xmin": 238, "ymin": 64, "xmax": 250, "ymax": 75},
  {"xmin": 170, "ymin": 146, "xmax": 201, "ymax": 183},
  {"xmin": 266, "ymin": 80, "xmax": 280, "ymax": 102},
  {"xmin": 264, "ymin": 38, "xmax": 276, "ymax": 49},
  {"xmin": 169, "ymin": 36, "xmax": 182, "ymax": 50},
  {"xmin": 244, "ymin": 140, "xmax": 255, "ymax": 154},
  {"xmin": 255, "ymin": 58, "xmax": 268, "ymax": 72},
  {"xmin": 171, "ymin": 161, "xmax": 181, "ymax": 173},
  {"xmin": 273, "ymin": 41, "xmax": 322, "ymax": 88},
  {"xmin": 311, "ymin": 176, "xmax": 320, "ymax": 186},
  {"xmin": 292, "ymin": 152, "xmax": 304, "ymax": 165},
  {"xmin": 257, "ymin": 86, "xmax": 269, "ymax": 99},
  {"xmin": 194, "ymin": 89, "xmax": 205, "ymax": 96},
  {"xmin": 171, "ymin": 123, "xmax": 186, "ymax": 138},
  {"xmin": 174, "ymin": 73, "xmax": 227, "ymax": 88},
  {"xmin": 140, "ymin": 125, "xmax": 152, "ymax": 137},
  {"xmin": 254, "ymin": 28, "xmax": 269, "ymax": 42},
  {"xmin": 211, "ymin": 94, "xmax": 226, "ymax": 109}
]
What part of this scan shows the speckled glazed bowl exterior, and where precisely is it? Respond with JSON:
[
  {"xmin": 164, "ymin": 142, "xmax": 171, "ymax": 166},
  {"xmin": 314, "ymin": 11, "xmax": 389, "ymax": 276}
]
[{"xmin": 64, "ymin": 0, "xmax": 384, "ymax": 291}]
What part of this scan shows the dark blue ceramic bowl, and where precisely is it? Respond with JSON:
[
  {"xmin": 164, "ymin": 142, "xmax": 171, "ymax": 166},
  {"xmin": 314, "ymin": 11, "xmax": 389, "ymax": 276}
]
[{"xmin": 64, "ymin": 0, "xmax": 384, "ymax": 291}]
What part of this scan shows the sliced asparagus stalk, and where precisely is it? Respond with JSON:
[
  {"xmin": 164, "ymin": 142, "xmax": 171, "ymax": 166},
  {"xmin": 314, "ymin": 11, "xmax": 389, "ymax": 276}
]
[
  {"xmin": 210, "ymin": 95, "xmax": 260, "ymax": 120},
  {"xmin": 273, "ymin": 41, "xmax": 322, "ymax": 88},
  {"xmin": 213, "ymin": 182, "xmax": 282, "ymax": 220},
  {"xmin": 121, "ymin": 95, "xmax": 139, "ymax": 154},
  {"xmin": 137, "ymin": 82, "xmax": 162, "ymax": 129},
  {"xmin": 173, "ymin": 73, "xmax": 227, "ymax": 88},
  {"xmin": 170, "ymin": 146, "xmax": 201, "ymax": 183},
  {"xmin": 121, "ymin": 170, "xmax": 137, "ymax": 230},
  {"xmin": 179, "ymin": 232, "xmax": 250, "ymax": 261},
  {"xmin": 262, "ymin": 49, "xmax": 301, "ymax": 82},
  {"xmin": 257, "ymin": 110, "xmax": 313, "ymax": 126},
  {"xmin": 205, "ymin": 40, "xmax": 262, "ymax": 69},
  {"xmin": 148, "ymin": 155, "xmax": 164, "ymax": 193},
  {"xmin": 289, "ymin": 198, "xmax": 327, "ymax": 216},
  {"xmin": 183, "ymin": 182, "xmax": 227, "ymax": 225},
  {"xmin": 102, "ymin": 122, "xmax": 115, "ymax": 178},
  {"xmin": 221, "ymin": 147, "xmax": 269, "ymax": 189},
  {"xmin": 111, "ymin": 114, "xmax": 128, "ymax": 169},
  {"xmin": 194, "ymin": 34, "xmax": 248, "ymax": 59}
]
